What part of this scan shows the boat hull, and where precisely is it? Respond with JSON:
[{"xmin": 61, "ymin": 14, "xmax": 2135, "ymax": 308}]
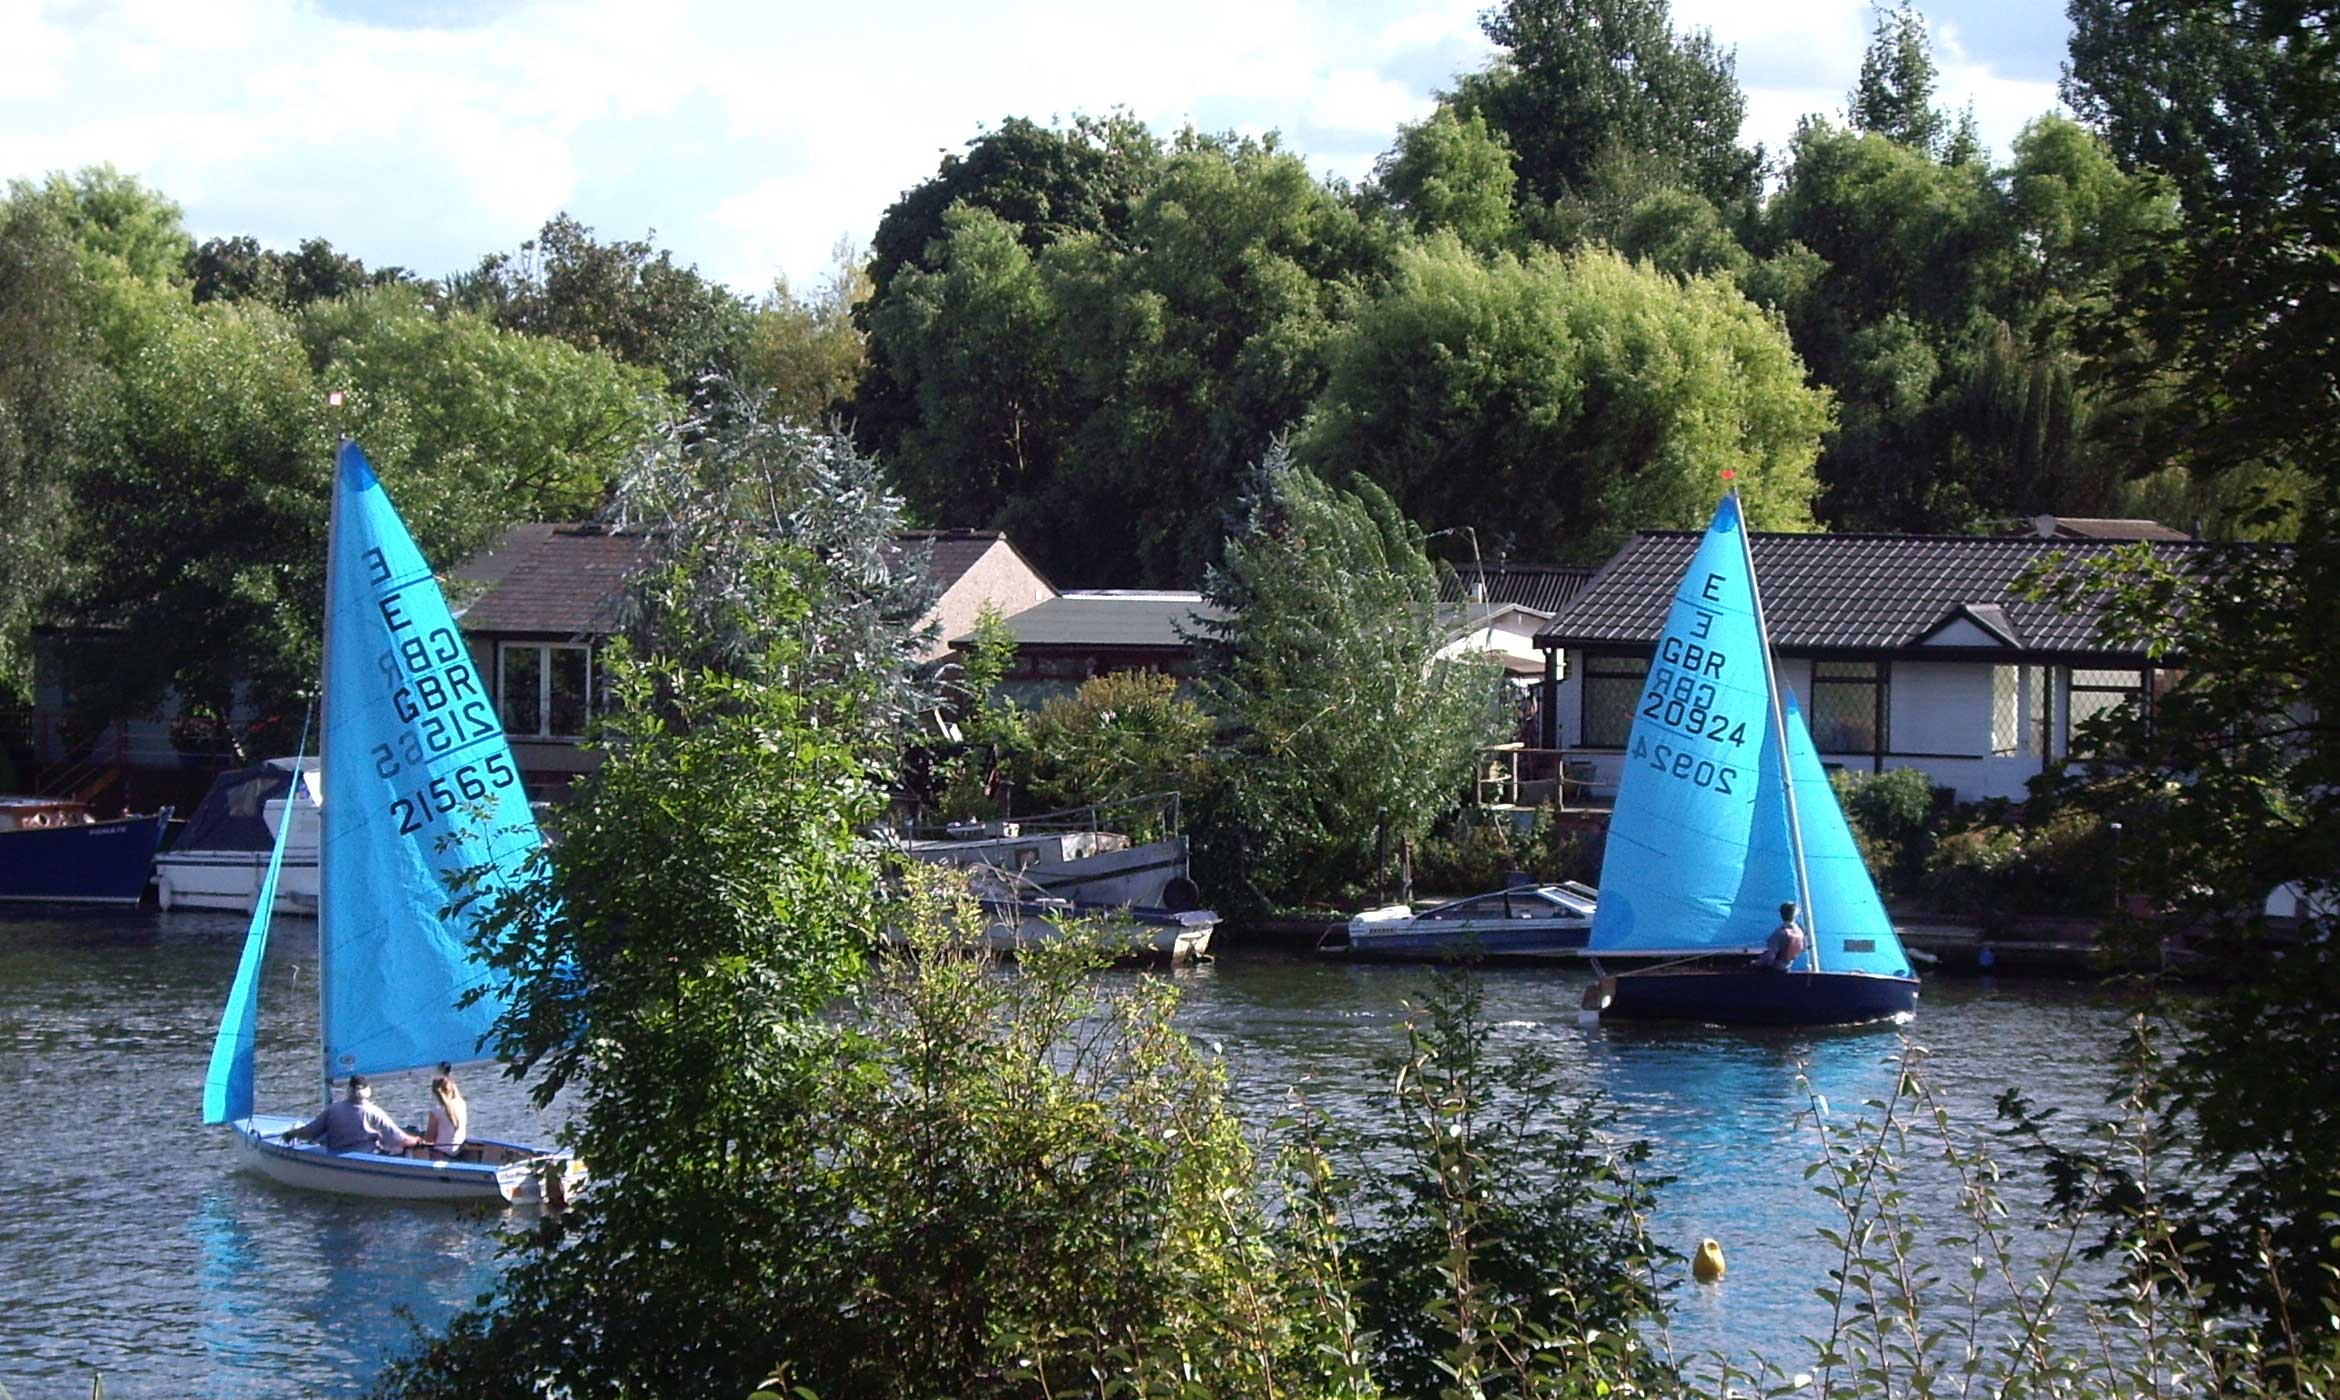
[
  {"xmin": 1346, "ymin": 917, "xmax": 1591, "ymax": 961},
  {"xmin": 153, "ymin": 852, "xmax": 320, "ymax": 914},
  {"xmin": 229, "ymin": 1114, "xmax": 581, "ymax": 1204},
  {"xmin": 980, "ymin": 901, "xmax": 1218, "ymax": 964},
  {"xmin": 1593, "ymin": 967, "xmax": 1919, "ymax": 1026},
  {"xmin": 0, "ymin": 811, "xmax": 171, "ymax": 906}
]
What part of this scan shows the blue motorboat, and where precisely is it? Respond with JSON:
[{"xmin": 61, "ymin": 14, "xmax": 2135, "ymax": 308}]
[{"xmin": 0, "ymin": 797, "xmax": 172, "ymax": 906}]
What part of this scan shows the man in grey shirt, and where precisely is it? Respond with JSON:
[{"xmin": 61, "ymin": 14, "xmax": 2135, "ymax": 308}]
[{"xmin": 284, "ymin": 1075, "xmax": 421, "ymax": 1155}]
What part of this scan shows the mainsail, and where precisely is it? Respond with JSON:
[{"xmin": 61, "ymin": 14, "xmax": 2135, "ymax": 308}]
[
  {"xmin": 1587, "ymin": 494, "xmax": 1797, "ymax": 955},
  {"xmin": 318, "ymin": 440, "xmax": 542, "ymax": 1081}
]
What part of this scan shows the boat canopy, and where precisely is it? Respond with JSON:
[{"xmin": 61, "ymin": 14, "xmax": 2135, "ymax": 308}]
[{"xmin": 173, "ymin": 759, "xmax": 314, "ymax": 854}]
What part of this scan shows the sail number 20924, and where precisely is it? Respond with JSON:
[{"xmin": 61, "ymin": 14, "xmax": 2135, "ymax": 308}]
[
  {"xmin": 1630, "ymin": 735, "xmax": 1737, "ymax": 794},
  {"xmin": 389, "ymin": 755, "xmax": 519, "ymax": 835}
]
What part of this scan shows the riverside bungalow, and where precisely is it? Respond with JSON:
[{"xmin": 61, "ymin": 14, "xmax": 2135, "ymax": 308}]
[
  {"xmin": 454, "ymin": 526, "xmax": 1059, "ymax": 790},
  {"xmin": 1532, "ymin": 528, "xmax": 2206, "ymax": 804},
  {"xmin": 964, "ymin": 591, "xmax": 1224, "ymax": 705}
]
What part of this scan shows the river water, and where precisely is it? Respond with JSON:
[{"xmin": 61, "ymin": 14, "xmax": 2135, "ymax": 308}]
[{"xmin": 0, "ymin": 909, "xmax": 2139, "ymax": 1398}]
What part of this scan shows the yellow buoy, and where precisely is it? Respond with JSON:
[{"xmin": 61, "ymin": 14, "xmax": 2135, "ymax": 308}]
[{"xmin": 1693, "ymin": 1238, "xmax": 1726, "ymax": 1283}]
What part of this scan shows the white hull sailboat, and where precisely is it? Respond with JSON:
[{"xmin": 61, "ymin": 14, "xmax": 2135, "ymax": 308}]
[{"xmin": 203, "ymin": 440, "xmax": 580, "ymax": 1204}]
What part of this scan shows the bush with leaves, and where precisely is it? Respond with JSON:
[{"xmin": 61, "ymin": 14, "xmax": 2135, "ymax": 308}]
[
  {"xmin": 1413, "ymin": 808, "xmax": 1601, "ymax": 897},
  {"xmin": 1020, "ymin": 670, "xmax": 1214, "ymax": 825},
  {"xmin": 1828, "ymin": 766, "xmax": 1939, "ymax": 896}
]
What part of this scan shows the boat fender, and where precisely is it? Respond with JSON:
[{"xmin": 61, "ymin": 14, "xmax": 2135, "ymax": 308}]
[
  {"xmin": 156, "ymin": 874, "xmax": 175, "ymax": 911},
  {"xmin": 1693, "ymin": 1238, "xmax": 1726, "ymax": 1283},
  {"xmin": 1160, "ymin": 876, "xmax": 1202, "ymax": 914},
  {"xmin": 1576, "ymin": 977, "xmax": 1615, "ymax": 1026}
]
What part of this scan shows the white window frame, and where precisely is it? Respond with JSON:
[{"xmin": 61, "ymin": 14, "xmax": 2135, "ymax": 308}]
[{"xmin": 497, "ymin": 641, "xmax": 592, "ymax": 741}]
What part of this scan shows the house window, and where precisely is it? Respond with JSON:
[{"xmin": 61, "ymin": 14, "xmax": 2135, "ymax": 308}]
[
  {"xmin": 499, "ymin": 643, "xmax": 591, "ymax": 740},
  {"xmin": 1810, "ymin": 661, "xmax": 1885, "ymax": 753},
  {"xmin": 2068, "ymin": 667, "xmax": 2144, "ymax": 755},
  {"xmin": 1580, "ymin": 654, "xmax": 1648, "ymax": 748},
  {"xmin": 1992, "ymin": 666, "xmax": 2050, "ymax": 758}
]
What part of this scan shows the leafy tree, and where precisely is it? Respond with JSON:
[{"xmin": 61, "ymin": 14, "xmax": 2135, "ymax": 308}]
[
  {"xmin": 451, "ymin": 213, "xmax": 751, "ymax": 405},
  {"xmin": 0, "ymin": 197, "xmax": 120, "ymax": 699},
  {"xmin": 599, "ymin": 392, "xmax": 938, "ymax": 749},
  {"xmin": 1043, "ymin": 132, "xmax": 1397, "ymax": 585},
  {"xmin": 1190, "ymin": 448, "xmax": 1503, "ymax": 909},
  {"xmin": 2063, "ymin": 0, "xmax": 2340, "ymax": 506},
  {"xmin": 64, "ymin": 296, "xmax": 330, "ymax": 724},
  {"xmin": 1451, "ymin": 0, "xmax": 1760, "ymax": 210},
  {"xmin": 1021, "ymin": 670, "xmax": 1215, "ymax": 817},
  {"xmin": 740, "ymin": 239, "xmax": 870, "ymax": 424},
  {"xmin": 5, "ymin": 164, "xmax": 192, "ymax": 286},
  {"xmin": 1375, "ymin": 108, "xmax": 1519, "ymax": 252},
  {"xmin": 1849, "ymin": 1, "xmax": 1956, "ymax": 158},
  {"xmin": 1301, "ymin": 237, "xmax": 1827, "ymax": 563},
  {"xmin": 298, "ymin": 284, "xmax": 671, "ymax": 557},
  {"xmin": 871, "ymin": 128, "xmax": 1395, "ymax": 587},
  {"xmin": 193, "ymin": 234, "xmax": 389, "ymax": 309},
  {"xmin": 867, "ymin": 206, "xmax": 1072, "ymax": 531},
  {"xmin": 2015, "ymin": 518, "xmax": 2340, "ymax": 1346}
]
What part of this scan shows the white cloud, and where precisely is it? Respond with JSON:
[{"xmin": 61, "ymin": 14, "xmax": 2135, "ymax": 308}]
[{"xmin": 0, "ymin": 0, "xmax": 2075, "ymax": 294}]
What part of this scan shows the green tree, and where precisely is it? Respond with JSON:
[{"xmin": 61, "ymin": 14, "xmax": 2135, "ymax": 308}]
[
  {"xmin": 1046, "ymin": 132, "xmax": 1396, "ymax": 585},
  {"xmin": 65, "ymin": 296, "xmax": 330, "ymax": 724},
  {"xmin": 740, "ymin": 239, "xmax": 870, "ymax": 424},
  {"xmin": 1190, "ymin": 448, "xmax": 1503, "ymax": 909},
  {"xmin": 451, "ymin": 213, "xmax": 751, "ymax": 405},
  {"xmin": 1451, "ymin": 0, "xmax": 1760, "ymax": 210},
  {"xmin": 2063, "ymin": 0, "xmax": 2340, "ymax": 508},
  {"xmin": 1375, "ymin": 108, "xmax": 1519, "ymax": 252},
  {"xmin": 1022, "ymin": 670, "xmax": 1215, "ymax": 817},
  {"xmin": 1849, "ymin": 1, "xmax": 1952, "ymax": 158},
  {"xmin": 0, "ymin": 197, "xmax": 120, "ymax": 698},
  {"xmin": 5, "ymin": 164, "xmax": 192, "ymax": 286},
  {"xmin": 1301, "ymin": 237, "xmax": 1827, "ymax": 562},
  {"xmin": 867, "ymin": 206, "xmax": 1071, "ymax": 531},
  {"xmin": 299, "ymin": 284, "xmax": 671, "ymax": 558}
]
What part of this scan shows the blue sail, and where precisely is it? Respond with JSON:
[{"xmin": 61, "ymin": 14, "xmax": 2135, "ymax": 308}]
[
  {"xmin": 1781, "ymin": 691, "xmax": 1914, "ymax": 979},
  {"xmin": 201, "ymin": 745, "xmax": 308, "ymax": 1125},
  {"xmin": 319, "ymin": 440, "xmax": 541, "ymax": 1082},
  {"xmin": 1588, "ymin": 495, "xmax": 1796, "ymax": 954}
]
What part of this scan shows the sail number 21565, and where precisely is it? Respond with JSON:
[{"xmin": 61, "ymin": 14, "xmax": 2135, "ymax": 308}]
[
  {"xmin": 1631, "ymin": 736, "xmax": 1737, "ymax": 794},
  {"xmin": 389, "ymin": 754, "xmax": 519, "ymax": 834}
]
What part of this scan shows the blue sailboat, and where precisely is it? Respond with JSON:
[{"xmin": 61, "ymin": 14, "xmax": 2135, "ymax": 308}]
[
  {"xmin": 203, "ymin": 440, "xmax": 579, "ymax": 1202},
  {"xmin": 1581, "ymin": 493, "xmax": 1919, "ymax": 1026}
]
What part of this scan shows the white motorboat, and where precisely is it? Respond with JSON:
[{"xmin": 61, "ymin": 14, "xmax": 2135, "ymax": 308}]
[
  {"xmin": 1343, "ymin": 881, "xmax": 1599, "ymax": 961},
  {"xmin": 153, "ymin": 758, "xmax": 320, "ymax": 914}
]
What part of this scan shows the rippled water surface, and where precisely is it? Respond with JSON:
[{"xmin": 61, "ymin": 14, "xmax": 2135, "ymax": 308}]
[{"xmin": 0, "ymin": 911, "xmax": 2137, "ymax": 1396}]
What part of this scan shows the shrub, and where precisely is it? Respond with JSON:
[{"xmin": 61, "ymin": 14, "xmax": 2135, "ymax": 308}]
[
  {"xmin": 1021, "ymin": 670, "xmax": 1214, "ymax": 826},
  {"xmin": 1922, "ymin": 807, "xmax": 2115, "ymax": 919},
  {"xmin": 1829, "ymin": 765, "xmax": 1939, "ymax": 896},
  {"xmin": 1412, "ymin": 807, "xmax": 1602, "ymax": 897}
]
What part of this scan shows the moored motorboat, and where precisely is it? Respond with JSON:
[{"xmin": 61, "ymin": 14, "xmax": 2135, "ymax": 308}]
[
  {"xmin": 0, "ymin": 798, "xmax": 172, "ymax": 906},
  {"xmin": 152, "ymin": 758, "xmax": 321, "ymax": 914},
  {"xmin": 1343, "ymin": 880, "xmax": 1598, "ymax": 960}
]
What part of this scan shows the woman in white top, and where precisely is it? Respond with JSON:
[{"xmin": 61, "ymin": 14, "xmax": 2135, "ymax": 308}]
[{"xmin": 424, "ymin": 1063, "xmax": 469, "ymax": 1158}]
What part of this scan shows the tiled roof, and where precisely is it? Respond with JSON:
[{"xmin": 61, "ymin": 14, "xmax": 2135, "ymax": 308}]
[
  {"xmin": 891, "ymin": 529, "xmax": 1054, "ymax": 594},
  {"xmin": 456, "ymin": 526, "xmax": 646, "ymax": 637},
  {"xmin": 2031, "ymin": 515, "xmax": 2193, "ymax": 541},
  {"xmin": 1441, "ymin": 564, "xmax": 1597, "ymax": 614},
  {"xmin": 977, "ymin": 591, "xmax": 1225, "ymax": 651},
  {"xmin": 1536, "ymin": 531, "xmax": 2211, "ymax": 656},
  {"xmin": 459, "ymin": 526, "xmax": 1036, "ymax": 639}
]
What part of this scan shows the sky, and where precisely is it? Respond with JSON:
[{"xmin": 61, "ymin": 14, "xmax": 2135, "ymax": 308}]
[{"xmin": 0, "ymin": 0, "xmax": 2070, "ymax": 299}]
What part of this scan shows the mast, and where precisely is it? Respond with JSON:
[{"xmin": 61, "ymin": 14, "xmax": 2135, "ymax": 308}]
[
  {"xmin": 316, "ymin": 438, "xmax": 346, "ymax": 1104},
  {"xmin": 1732, "ymin": 487, "xmax": 1822, "ymax": 973}
]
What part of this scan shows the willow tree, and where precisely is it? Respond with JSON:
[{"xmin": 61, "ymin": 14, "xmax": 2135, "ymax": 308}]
[{"xmin": 1190, "ymin": 448, "xmax": 1502, "ymax": 909}]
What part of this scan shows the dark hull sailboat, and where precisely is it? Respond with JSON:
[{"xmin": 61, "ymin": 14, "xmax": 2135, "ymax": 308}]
[{"xmin": 1581, "ymin": 491, "xmax": 1920, "ymax": 1028}]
